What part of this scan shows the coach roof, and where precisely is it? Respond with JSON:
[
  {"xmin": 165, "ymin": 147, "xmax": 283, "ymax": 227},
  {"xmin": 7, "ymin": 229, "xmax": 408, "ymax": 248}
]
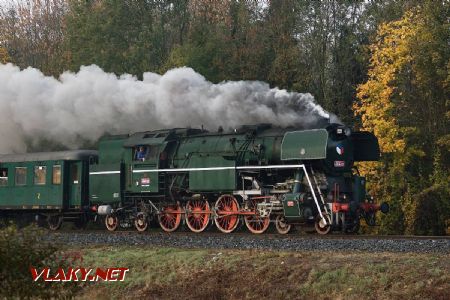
[{"xmin": 0, "ymin": 150, "xmax": 98, "ymax": 163}]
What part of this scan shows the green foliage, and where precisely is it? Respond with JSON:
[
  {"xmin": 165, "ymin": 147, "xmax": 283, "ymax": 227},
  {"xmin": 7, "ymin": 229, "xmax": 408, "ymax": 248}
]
[
  {"xmin": 64, "ymin": 0, "xmax": 189, "ymax": 76},
  {"xmin": 410, "ymin": 184, "xmax": 450, "ymax": 235},
  {"xmin": 356, "ymin": 2, "xmax": 450, "ymax": 235},
  {"xmin": 0, "ymin": 225, "xmax": 80, "ymax": 299},
  {"xmin": 163, "ymin": 25, "xmax": 229, "ymax": 83}
]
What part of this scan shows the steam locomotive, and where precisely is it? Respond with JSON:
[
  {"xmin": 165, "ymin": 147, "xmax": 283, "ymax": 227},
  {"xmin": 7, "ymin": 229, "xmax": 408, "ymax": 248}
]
[{"xmin": 0, "ymin": 123, "xmax": 388, "ymax": 234}]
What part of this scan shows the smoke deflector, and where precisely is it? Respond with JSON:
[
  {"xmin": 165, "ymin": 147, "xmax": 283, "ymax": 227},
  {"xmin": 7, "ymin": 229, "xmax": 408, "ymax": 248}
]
[{"xmin": 281, "ymin": 129, "xmax": 328, "ymax": 160}]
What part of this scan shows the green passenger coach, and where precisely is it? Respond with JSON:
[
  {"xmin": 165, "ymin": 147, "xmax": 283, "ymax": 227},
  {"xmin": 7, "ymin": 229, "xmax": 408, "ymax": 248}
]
[{"xmin": 0, "ymin": 150, "xmax": 97, "ymax": 229}]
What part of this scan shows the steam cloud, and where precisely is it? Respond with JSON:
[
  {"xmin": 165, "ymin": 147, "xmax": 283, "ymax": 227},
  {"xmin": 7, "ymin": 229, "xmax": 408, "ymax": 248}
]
[{"xmin": 0, "ymin": 63, "xmax": 337, "ymax": 154}]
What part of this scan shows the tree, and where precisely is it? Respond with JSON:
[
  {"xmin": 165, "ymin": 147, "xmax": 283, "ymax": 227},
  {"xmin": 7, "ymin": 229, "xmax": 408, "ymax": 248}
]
[
  {"xmin": 0, "ymin": 46, "xmax": 10, "ymax": 63},
  {"xmin": 0, "ymin": 0, "xmax": 67, "ymax": 76},
  {"xmin": 64, "ymin": 0, "xmax": 190, "ymax": 77},
  {"xmin": 355, "ymin": 3, "xmax": 449, "ymax": 234}
]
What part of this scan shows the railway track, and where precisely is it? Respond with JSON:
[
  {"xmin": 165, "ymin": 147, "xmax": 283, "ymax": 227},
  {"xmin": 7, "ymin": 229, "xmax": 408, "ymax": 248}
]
[
  {"xmin": 56, "ymin": 227, "xmax": 450, "ymax": 240},
  {"xmin": 46, "ymin": 227, "xmax": 450, "ymax": 253}
]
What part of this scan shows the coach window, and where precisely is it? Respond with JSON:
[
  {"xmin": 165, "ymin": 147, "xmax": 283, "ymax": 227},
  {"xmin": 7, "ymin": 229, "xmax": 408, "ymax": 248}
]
[
  {"xmin": 52, "ymin": 165, "xmax": 61, "ymax": 185},
  {"xmin": 34, "ymin": 166, "xmax": 47, "ymax": 185},
  {"xmin": 0, "ymin": 168, "xmax": 8, "ymax": 186},
  {"xmin": 15, "ymin": 167, "xmax": 27, "ymax": 186},
  {"xmin": 71, "ymin": 164, "xmax": 78, "ymax": 184}
]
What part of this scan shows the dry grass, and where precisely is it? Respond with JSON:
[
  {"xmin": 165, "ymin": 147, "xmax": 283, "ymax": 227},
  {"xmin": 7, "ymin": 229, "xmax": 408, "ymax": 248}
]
[{"xmin": 74, "ymin": 246, "xmax": 449, "ymax": 300}]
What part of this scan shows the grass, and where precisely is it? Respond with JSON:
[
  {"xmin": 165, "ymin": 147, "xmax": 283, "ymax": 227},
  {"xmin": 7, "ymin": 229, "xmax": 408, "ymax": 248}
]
[{"xmin": 70, "ymin": 246, "xmax": 449, "ymax": 300}]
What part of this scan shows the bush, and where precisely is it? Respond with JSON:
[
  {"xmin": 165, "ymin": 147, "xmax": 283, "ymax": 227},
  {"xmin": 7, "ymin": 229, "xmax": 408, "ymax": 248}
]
[
  {"xmin": 411, "ymin": 184, "xmax": 450, "ymax": 235},
  {"xmin": 0, "ymin": 225, "xmax": 81, "ymax": 299}
]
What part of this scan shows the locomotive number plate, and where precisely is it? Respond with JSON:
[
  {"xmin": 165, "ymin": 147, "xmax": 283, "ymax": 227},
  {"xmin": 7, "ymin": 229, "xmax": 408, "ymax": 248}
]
[
  {"xmin": 334, "ymin": 161, "xmax": 345, "ymax": 167},
  {"xmin": 141, "ymin": 177, "xmax": 151, "ymax": 186}
]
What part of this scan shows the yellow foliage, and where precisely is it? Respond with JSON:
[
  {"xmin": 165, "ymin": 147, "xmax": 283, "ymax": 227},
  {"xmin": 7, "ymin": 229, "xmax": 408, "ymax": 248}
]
[
  {"xmin": 0, "ymin": 47, "xmax": 10, "ymax": 64},
  {"xmin": 354, "ymin": 11, "xmax": 424, "ymax": 155}
]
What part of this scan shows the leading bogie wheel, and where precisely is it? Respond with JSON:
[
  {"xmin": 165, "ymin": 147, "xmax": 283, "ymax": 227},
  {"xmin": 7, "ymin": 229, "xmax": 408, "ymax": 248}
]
[
  {"xmin": 244, "ymin": 199, "xmax": 270, "ymax": 234},
  {"xmin": 214, "ymin": 194, "xmax": 240, "ymax": 233},
  {"xmin": 158, "ymin": 204, "xmax": 182, "ymax": 232},
  {"xmin": 48, "ymin": 215, "xmax": 63, "ymax": 231},
  {"xmin": 105, "ymin": 214, "xmax": 119, "ymax": 231},
  {"xmin": 315, "ymin": 214, "xmax": 331, "ymax": 235},
  {"xmin": 134, "ymin": 212, "xmax": 148, "ymax": 232},
  {"xmin": 185, "ymin": 199, "xmax": 210, "ymax": 233},
  {"xmin": 275, "ymin": 215, "xmax": 291, "ymax": 234}
]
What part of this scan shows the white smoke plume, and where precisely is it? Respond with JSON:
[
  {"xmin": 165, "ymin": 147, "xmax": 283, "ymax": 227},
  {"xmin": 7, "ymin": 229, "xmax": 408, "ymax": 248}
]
[{"xmin": 0, "ymin": 63, "xmax": 337, "ymax": 154}]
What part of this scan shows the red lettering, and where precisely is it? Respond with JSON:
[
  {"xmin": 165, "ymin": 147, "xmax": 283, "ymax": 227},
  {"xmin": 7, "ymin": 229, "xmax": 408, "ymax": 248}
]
[
  {"xmin": 116, "ymin": 268, "xmax": 129, "ymax": 281},
  {"xmin": 51, "ymin": 268, "xmax": 66, "ymax": 281},
  {"xmin": 30, "ymin": 267, "xmax": 48, "ymax": 282},
  {"xmin": 107, "ymin": 269, "xmax": 120, "ymax": 281},
  {"xmin": 63, "ymin": 268, "xmax": 71, "ymax": 281},
  {"xmin": 31, "ymin": 267, "xmax": 129, "ymax": 282},
  {"xmin": 95, "ymin": 268, "xmax": 108, "ymax": 281},
  {"xmin": 79, "ymin": 268, "xmax": 92, "ymax": 281}
]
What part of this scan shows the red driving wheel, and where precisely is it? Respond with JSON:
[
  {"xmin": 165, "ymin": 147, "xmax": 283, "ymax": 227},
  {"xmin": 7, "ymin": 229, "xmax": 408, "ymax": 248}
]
[
  {"xmin": 244, "ymin": 198, "xmax": 270, "ymax": 234},
  {"xmin": 185, "ymin": 200, "xmax": 210, "ymax": 233},
  {"xmin": 214, "ymin": 194, "xmax": 240, "ymax": 233},
  {"xmin": 159, "ymin": 204, "xmax": 182, "ymax": 232}
]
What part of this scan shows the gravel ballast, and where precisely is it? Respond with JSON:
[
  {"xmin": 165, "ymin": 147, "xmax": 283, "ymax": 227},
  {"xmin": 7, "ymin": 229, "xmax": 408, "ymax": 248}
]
[{"xmin": 43, "ymin": 231, "xmax": 450, "ymax": 253}]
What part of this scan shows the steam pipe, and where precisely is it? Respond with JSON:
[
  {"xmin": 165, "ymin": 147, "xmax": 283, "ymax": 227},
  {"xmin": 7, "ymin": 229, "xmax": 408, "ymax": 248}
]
[{"xmin": 293, "ymin": 171, "xmax": 302, "ymax": 193}]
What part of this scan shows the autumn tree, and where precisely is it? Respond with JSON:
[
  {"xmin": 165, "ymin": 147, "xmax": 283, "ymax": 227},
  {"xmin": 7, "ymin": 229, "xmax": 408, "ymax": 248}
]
[
  {"xmin": 355, "ymin": 3, "xmax": 449, "ymax": 235},
  {"xmin": 0, "ymin": 47, "xmax": 10, "ymax": 63},
  {"xmin": 0, "ymin": 0, "xmax": 67, "ymax": 76}
]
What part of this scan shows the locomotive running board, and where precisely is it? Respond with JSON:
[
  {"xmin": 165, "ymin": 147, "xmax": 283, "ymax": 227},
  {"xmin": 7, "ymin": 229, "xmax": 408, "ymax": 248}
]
[{"xmin": 132, "ymin": 164, "xmax": 310, "ymax": 173}]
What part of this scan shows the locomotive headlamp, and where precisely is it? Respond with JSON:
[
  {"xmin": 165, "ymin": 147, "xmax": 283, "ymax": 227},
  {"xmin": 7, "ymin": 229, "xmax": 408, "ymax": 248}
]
[
  {"xmin": 344, "ymin": 128, "xmax": 352, "ymax": 136},
  {"xmin": 336, "ymin": 127, "xmax": 352, "ymax": 136}
]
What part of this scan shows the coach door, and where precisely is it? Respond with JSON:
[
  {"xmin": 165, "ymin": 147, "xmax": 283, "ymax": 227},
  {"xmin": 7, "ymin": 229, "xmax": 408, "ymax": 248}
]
[{"xmin": 67, "ymin": 161, "xmax": 82, "ymax": 208}]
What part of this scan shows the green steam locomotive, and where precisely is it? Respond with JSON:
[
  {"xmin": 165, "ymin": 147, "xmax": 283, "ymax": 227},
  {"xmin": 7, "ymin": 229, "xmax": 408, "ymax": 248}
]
[{"xmin": 0, "ymin": 123, "xmax": 388, "ymax": 234}]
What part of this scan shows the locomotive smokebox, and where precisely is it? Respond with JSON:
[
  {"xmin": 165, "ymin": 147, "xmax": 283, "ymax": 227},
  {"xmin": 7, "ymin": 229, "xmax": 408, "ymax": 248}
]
[{"xmin": 97, "ymin": 205, "xmax": 113, "ymax": 216}]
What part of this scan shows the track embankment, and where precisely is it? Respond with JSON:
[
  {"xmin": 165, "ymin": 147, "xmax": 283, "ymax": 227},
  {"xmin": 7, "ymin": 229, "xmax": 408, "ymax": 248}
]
[{"xmin": 44, "ymin": 230, "xmax": 450, "ymax": 253}]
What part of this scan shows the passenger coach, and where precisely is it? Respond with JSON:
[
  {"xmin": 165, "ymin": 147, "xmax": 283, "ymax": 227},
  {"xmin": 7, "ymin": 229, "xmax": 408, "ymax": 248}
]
[{"xmin": 0, "ymin": 151, "xmax": 97, "ymax": 229}]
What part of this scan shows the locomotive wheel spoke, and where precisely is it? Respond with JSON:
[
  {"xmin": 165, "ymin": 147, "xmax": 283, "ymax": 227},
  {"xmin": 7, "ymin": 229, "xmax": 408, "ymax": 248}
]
[
  {"xmin": 214, "ymin": 194, "xmax": 240, "ymax": 233},
  {"xmin": 244, "ymin": 199, "xmax": 270, "ymax": 234},
  {"xmin": 105, "ymin": 214, "xmax": 118, "ymax": 231},
  {"xmin": 134, "ymin": 212, "xmax": 148, "ymax": 232},
  {"xmin": 185, "ymin": 200, "xmax": 210, "ymax": 233},
  {"xmin": 159, "ymin": 204, "xmax": 182, "ymax": 232}
]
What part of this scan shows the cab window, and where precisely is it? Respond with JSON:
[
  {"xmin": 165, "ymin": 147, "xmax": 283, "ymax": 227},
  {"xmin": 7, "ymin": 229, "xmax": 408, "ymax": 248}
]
[
  {"xmin": 146, "ymin": 146, "xmax": 159, "ymax": 160},
  {"xmin": 52, "ymin": 165, "xmax": 61, "ymax": 185},
  {"xmin": 0, "ymin": 168, "xmax": 8, "ymax": 186},
  {"xmin": 15, "ymin": 167, "xmax": 27, "ymax": 186},
  {"xmin": 134, "ymin": 145, "xmax": 159, "ymax": 161},
  {"xmin": 135, "ymin": 146, "xmax": 148, "ymax": 161},
  {"xmin": 34, "ymin": 166, "xmax": 47, "ymax": 185}
]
